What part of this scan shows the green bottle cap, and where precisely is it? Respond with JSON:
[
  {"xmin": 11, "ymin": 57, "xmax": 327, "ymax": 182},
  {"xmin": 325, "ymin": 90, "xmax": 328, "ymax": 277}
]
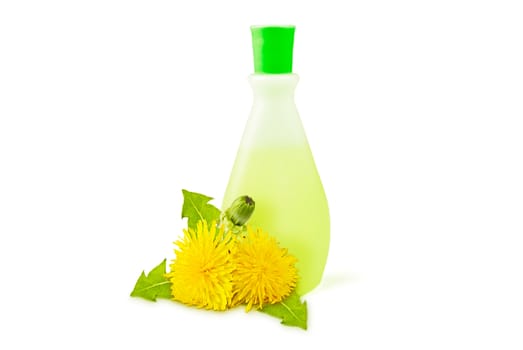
[{"xmin": 251, "ymin": 25, "xmax": 295, "ymax": 74}]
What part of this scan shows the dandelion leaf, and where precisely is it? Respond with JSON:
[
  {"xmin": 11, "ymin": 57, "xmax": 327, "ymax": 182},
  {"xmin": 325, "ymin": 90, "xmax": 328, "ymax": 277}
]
[
  {"xmin": 130, "ymin": 259, "xmax": 171, "ymax": 301},
  {"xmin": 259, "ymin": 292, "xmax": 308, "ymax": 330},
  {"xmin": 181, "ymin": 189, "xmax": 221, "ymax": 229}
]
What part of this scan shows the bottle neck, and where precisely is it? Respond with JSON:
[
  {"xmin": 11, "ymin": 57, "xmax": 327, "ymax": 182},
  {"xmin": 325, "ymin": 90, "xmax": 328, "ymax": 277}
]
[
  {"xmin": 241, "ymin": 73, "xmax": 307, "ymax": 150},
  {"xmin": 249, "ymin": 73, "xmax": 299, "ymax": 101}
]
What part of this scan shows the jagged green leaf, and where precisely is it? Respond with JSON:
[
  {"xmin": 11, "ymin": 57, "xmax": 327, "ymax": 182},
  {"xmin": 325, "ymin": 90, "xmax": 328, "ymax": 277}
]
[
  {"xmin": 259, "ymin": 292, "xmax": 308, "ymax": 330},
  {"xmin": 181, "ymin": 189, "xmax": 221, "ymax": 229},
  {"xmin": 130, "ymin": 259, "xmax": 171, "ymax": 301}
]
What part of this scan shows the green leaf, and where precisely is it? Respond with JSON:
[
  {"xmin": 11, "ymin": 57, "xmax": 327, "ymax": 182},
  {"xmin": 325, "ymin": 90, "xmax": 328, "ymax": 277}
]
[
  {"xmin": 130, "ymin": 259, "xmax": 171, "ymax": 302},
  {"xmin": 259, "ymin": 292, "xmax": 308, "ymax": 330},
  {"xmin": 181, "ymin": 189, "xmax": 221, "ymax": 230}
]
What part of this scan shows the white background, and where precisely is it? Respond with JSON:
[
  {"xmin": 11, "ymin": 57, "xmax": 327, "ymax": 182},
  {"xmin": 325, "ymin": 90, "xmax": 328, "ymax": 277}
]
[{"xmin": 1, "ymin": 0, "xmax": 522, "ymax": 349}]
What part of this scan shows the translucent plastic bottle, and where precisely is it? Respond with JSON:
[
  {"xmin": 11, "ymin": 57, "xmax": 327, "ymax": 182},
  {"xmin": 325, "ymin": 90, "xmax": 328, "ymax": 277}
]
[{"xmin": 222, "ymin": 26, "xmax": 330, "ymax": 296}]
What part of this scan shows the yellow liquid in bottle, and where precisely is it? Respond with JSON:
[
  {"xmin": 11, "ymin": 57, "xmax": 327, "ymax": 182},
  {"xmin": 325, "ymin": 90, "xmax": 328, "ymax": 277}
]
[{"xmin": 223, "ymin": 146, "xmax": 330, "ymax": 295}]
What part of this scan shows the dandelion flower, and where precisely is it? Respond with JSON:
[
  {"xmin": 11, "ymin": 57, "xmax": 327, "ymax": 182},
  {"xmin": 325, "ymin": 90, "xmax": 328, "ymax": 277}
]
[
  {"xmin": 166, "ymin": 220, "xmax": 234, "ymax": 311},
  {"xmin": 232, "ymin": 227, "xmax": 298, "ymax": 311}
]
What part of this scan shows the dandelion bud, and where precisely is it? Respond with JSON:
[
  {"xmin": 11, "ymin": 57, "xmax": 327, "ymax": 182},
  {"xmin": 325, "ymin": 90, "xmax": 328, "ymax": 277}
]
[{"xmin": 225, "ymin": 195, "xmax": 255, "ymax": 226}]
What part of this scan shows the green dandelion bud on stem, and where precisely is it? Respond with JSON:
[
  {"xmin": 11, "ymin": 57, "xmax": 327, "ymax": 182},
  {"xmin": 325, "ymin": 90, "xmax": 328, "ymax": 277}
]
[{"xmin": 225, "ymin": 195, "xmax": 255, "ymax": 226}]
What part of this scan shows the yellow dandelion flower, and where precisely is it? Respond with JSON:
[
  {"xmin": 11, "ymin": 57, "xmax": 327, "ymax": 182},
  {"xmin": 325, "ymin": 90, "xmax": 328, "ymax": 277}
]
[
  {"xmin": 166, "ymin": 220, "xmax": 234, "ymax": 311},
  {"xmin": 232, "ymin": 227, "xmax": 298, "ymax": 311}
]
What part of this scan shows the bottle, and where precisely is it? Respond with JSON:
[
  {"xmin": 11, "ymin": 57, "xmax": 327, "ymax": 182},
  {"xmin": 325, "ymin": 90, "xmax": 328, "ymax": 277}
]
[{"xmin": 222, "ymin": 26, "xmax": 330, "ymax": 296}]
